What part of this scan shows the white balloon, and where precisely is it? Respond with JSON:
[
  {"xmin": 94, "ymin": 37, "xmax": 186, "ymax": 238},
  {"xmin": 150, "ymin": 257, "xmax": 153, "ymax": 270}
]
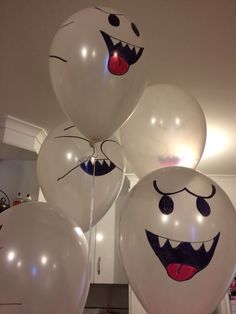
[
  {"xmin": 37, "ymin": 122, "xmax": 125, "ymax": 231},
  {"xmin": 119, "ymin": 167, "xmax": 236, "ymax": 314},
  {"xmin": 0, "ymin": 202, "xmax": 89, "ymax": 314},
  {"xmin": 120, "ymin": 84, "xmax": 207, "ymax": 178},
  {"xmin": 49, "ymin": 7, "xmax": 147, "ymax": 141}
]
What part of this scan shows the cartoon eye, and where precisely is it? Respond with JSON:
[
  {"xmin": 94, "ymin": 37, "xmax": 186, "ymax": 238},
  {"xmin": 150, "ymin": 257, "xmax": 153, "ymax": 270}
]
[
  {"xmin": 196, "ymin": 197, "xmax": 211, "ymax": 217},
  {"xmin": 131, "ymin": 22, "xmax": 140, "ymax": 37},
  {"xmin": 108, "ymin": 14, "xmax": 120, "ymax": 27},
  {"xmin": 159, "ymin": 195, "xmax": 174, "ymax": 215}
]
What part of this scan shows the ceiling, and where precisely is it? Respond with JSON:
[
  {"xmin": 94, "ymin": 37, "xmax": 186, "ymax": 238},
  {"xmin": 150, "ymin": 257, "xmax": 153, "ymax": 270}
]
[{"xmin": 0, "ymin": 0, "xmax": 235, "ymax": 175}]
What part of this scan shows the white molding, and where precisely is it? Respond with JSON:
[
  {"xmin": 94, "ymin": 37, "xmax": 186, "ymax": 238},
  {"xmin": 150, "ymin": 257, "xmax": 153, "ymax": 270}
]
[{"xmin": 0, "ymin": 115, "xmax": 47, "ymax": 155}]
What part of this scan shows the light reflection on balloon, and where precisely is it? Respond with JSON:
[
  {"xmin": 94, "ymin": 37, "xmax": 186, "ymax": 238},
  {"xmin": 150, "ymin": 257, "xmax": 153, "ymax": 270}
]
[
  {"xmin": 81, "ymin": 47, "xmax": 88, "ymax": 58},
  {"xmin": 7, "ymin": 250, "xmax": 16, "ymax": 262},
  {"xmin": 96, "ymin": 233, "xmax": 104, "ymax": 242},
  {"xmin": 41, "ymin": 256, "xmax": 48, "ymax": 265},
  {"xmin": 17, "ymin": 261, "xmax": 22, "ymax": 268},
  {"xmin": 161, "ymin": 215, "xmax": 169, "ymax": 223}
]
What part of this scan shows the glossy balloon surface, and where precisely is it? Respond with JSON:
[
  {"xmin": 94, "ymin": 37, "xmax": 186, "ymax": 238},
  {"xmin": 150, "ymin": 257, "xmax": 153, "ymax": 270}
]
[
  {"xmin": 120, "ymin": 84, "xmax": 207, "ymax": 178},
  {"xmin": 49, "ymin": 7, "xmax": 147, "ymax": 141},
  {"xmin": 37, "ymin": 122, "xmax": 125, "ymax": 231},
  {"xmin": 0, "ymin": 202, "xmax": 89, "ymax": 314},
  {"xmin": 119, "ymin": 167, "xmax": 236, "ymax": 314}
]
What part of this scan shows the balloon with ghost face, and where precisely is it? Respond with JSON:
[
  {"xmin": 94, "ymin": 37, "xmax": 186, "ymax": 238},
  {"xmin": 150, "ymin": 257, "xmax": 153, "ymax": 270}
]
[
  {"xmin": 49, "ymin": 7, "xmax": 147, "ymax": 142},
  {"xmin": 0, "ymin": 202, "xmax": 89, "ymax": 314},
  {"xmin": 119, "ymin": 167, "xmax": 236, "ymax": 314},
  {"xmin": 37, "ymin": 122, "xmax": 125, "ymax": 231},
  {"xmin": 120, "ymin": 84, "xmax": 207, "ymax": 178}
]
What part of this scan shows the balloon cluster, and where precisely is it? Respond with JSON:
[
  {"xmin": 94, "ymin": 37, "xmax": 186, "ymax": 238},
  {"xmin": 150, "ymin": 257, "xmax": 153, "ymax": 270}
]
[
  {"xmin": 0, "ymin": 6, "xmax": 147, "ymax": 314},
  {"xmin": 117, "ymin": 63, "xmax": 236, "ymax": 314},
  {"xmin": 1, "ymin": 6, "xmax": 235, "ymax": 314}
]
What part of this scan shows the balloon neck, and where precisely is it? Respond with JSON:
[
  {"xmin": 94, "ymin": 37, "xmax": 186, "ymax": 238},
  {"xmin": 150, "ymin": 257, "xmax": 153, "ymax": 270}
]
[{"xmin": 89, "ymin": 141, "xmax": 96, "ymax": 148}]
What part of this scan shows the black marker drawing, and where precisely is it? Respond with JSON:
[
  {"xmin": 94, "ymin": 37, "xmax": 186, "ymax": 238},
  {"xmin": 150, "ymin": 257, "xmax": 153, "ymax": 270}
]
[
  {"xmin": 145, "ymin": 182, "xmax": 220, "ymax": 281},
  {"xmin": 55, "ymin": 126, "xmax": 123, "ymax": 181}
]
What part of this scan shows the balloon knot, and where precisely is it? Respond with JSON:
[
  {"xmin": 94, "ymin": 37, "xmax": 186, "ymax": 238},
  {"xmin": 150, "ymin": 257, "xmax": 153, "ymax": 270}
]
[{"xmin": 89, "ymin": 141, "xmax": 95, "ymax": 148}]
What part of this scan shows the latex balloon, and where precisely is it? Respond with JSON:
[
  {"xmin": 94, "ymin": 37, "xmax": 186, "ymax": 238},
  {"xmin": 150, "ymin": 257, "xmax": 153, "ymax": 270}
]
[
  {"xmin": 49, "ymin": 7, "xmax": 147, "ymax": 141},
  {"xmin": 119, "ymin": 167, "xmax": 236, "ymax": 314},
  {"xmin": 120, "ymin": 84, "xmax": 207, "ymax": 178},
  {"xmin": 37, "ymin": 122, "xmax": 125, "ymax": 232},
  {"xmin": 0, "ymin": 202, "xmax": 89, "ymax": 314}
]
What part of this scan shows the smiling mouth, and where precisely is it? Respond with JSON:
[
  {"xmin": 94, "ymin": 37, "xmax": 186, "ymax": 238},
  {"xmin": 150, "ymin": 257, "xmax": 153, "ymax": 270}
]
[
  {"xmin": 80, "ymin": 158, "xmax": 116, "ymax": 176},
  {"xmin": 158, "ymin": 155, "xmax": 181, "ymax": 167},
  {"xmin": 100, "ymin": 30, "xmax": 144, "ymax": 75},
  {"xmin": 145, "ymin": 229, "xmax": 220, "ymax": 281}
]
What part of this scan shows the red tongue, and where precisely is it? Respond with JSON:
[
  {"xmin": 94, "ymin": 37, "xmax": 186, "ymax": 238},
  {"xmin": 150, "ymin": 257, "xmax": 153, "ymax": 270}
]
[
  {"xmin": 108, "ymin": 54, "xmax": 129, "ymax": 75},
  {"xmin": 167, "ymin": 263, "xmax": 198, "ymax": 281}
]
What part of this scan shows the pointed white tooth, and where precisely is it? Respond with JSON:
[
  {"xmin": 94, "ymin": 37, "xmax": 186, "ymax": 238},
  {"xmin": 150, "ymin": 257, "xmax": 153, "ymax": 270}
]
[
  {"xmin": 135, "ymin": 46, "xmax": 140, "ymax": 54},
  {"xmin": 204, "ymin": 239, "xmax": 214, "ymax": 252},
  {"xmin": 121, "ymin": 41, "xmax": 126, "ymax": 47},
  {"xmin": 159, "ymin": 237, "xmax": 167, "ymax": 248},
  {"xmin": 97, "ymin": 160, "xmax": 103, "ymax": 165},
  {"xmin": 111, "ymin": 37, "xmax": 120, "ymax": 46},
  {"xmin": 102, "ymin": 160, "xmax": 108, "ymax": 167},
  {"xmin": 128, "ymin": 44, "xmax": 134, "ymax": 50},
  {"xmin": 191, "ymin": 242, "xmax": 202, "ymax": 251},
  {"xmin": 169, "ymin": 240, "xmax": 180, "ymax": 248},
  {"xmin": 106, "ymin": 159, "xmax": 111, "ymax": 167}
]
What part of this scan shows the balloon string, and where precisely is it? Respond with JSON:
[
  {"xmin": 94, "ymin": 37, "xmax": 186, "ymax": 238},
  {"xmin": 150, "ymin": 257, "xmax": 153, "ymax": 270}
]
[{"xmin": 87, "ymin": 150, "xmax": 96, "ymax": 282}]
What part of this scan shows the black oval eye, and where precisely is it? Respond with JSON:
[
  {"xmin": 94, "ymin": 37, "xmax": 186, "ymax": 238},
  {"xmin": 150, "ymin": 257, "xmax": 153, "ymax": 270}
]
[
  {"xmin": 131, "ymin": 22, "xmax": 140, "ymax": 37},
  {"xmin": 108, "ymin": 14, "xmax": 120, "ymax": 27},
  {"xmin": 196, "ymin": 197, "xmax": 211, "ymax": 217},
  {"xmin": 159, "ymin": 195, "xmax": 174, "ymax": 215}
]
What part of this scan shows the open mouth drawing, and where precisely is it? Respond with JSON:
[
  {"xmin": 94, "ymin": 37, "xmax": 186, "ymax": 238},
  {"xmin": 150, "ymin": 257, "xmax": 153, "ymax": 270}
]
[
  {"xmin": 55, "ymin": 134, "xmax": 121, "ymax": 180},
  {"xmin": 100, "ymin": 30, "xmax": 144, "ymax": 75},
  {"xmin": 145, "ymin": 229, "xmax": 220, "ymax": 281},
  {"xmin": 158, "ymin": 155, "xmax": 181, "ymax": 167},
  {"xmin": 80, "ymin": 158, "xmax": 116, "ymax": 176}
]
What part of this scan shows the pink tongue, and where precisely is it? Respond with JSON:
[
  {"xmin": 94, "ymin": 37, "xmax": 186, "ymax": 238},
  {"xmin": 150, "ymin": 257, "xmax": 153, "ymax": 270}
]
[
  {"xmin": 108, "ymin": 54, "xmax": 129, "ymax": 75},
  {"xmin": 167, "ymin": 263, "xmax": 198, "ymax": 281}
]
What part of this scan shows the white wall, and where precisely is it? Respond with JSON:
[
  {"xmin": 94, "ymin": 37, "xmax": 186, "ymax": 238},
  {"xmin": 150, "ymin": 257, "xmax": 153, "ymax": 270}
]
[{"xmin": 0, "ymin": 159, "xmax": 39, "ymax": 205}]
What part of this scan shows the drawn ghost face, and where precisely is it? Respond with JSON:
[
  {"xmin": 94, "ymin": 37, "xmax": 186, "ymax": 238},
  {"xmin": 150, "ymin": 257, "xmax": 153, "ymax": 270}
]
[
  {"xmin": 97, "ymin": 7, "xmax": 144, "ymax": 75},
  {"xmin": 37, "ymin": 122, "xmax": 125, "ymax": 231},
  {"xmin": 50, "ymin": 124, "xmax": 124, "ymax": 180},
  {"xmin": 79, "ymin": 140, "xmax": 117, "ymax": 176},
  {"xmin": 119, "ymin": 167, "xmax": 236, "ymax": 314},
  {"xmin": 146, "ymin": 181, "xmax": 219, "ymax": 281},
  {"xmin": 50, "ymin": 7, "xmax": 144, "ymax": 76}
]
